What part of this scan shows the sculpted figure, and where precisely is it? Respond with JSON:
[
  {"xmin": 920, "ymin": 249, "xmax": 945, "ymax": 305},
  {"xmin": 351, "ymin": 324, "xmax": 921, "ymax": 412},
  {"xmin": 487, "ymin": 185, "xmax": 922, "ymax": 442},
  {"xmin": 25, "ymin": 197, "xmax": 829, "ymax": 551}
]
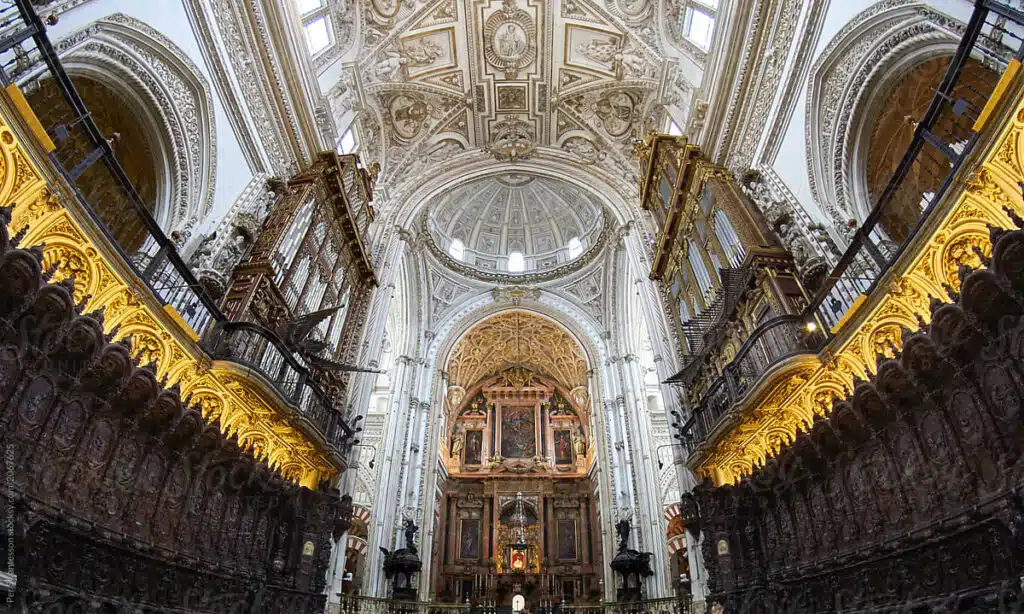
[{"xmin": 451, "ymin": 426, "xmax": 465, "ymax": 460}]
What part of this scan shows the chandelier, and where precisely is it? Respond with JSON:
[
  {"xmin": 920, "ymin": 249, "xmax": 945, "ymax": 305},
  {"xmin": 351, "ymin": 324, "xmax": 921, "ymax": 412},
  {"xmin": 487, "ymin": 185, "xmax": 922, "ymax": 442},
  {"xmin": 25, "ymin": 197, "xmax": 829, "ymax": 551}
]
[{"xmin": 508, "ymin": 491, "xmax": 528, "ymax": 572}]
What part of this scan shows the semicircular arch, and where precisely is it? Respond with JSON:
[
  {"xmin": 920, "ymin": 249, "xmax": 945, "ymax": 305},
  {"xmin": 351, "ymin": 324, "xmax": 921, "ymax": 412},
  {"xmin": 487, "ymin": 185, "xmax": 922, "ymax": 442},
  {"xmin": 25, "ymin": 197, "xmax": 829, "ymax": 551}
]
[
  {"xmin": 28, "ymin": 14, "xmax": 216, "ymax": 240},
  {"xmin": 805, "ymin": 2, "xmax": 965, "ymax": 225}
]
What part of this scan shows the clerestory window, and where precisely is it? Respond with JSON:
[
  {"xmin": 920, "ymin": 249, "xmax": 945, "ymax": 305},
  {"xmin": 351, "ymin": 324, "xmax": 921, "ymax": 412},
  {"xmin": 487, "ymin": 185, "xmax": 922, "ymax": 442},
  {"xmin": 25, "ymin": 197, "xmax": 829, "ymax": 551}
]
[{"xmin": 296, "ymin": 0, "xmax": 333, "ymax": 56}]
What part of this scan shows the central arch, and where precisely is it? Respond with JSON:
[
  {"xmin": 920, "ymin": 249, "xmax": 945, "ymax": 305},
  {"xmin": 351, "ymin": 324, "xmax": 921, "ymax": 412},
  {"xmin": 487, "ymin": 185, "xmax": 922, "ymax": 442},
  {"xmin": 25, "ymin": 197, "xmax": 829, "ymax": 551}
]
[{"xmin": 417, "ymin": 302, "xmax": 618, "ymax": 603}]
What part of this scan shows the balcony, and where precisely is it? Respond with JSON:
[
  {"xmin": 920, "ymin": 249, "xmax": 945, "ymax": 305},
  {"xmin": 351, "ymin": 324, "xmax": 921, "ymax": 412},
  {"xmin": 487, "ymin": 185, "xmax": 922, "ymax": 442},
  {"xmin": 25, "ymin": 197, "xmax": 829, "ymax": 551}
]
[
  {"xmin": 670, "ymin": 0, "xmax": 1024, "ymax": 485},
  {"xmin": 0, "ymin": 0, "xmax": 362, "ymax": 486}
]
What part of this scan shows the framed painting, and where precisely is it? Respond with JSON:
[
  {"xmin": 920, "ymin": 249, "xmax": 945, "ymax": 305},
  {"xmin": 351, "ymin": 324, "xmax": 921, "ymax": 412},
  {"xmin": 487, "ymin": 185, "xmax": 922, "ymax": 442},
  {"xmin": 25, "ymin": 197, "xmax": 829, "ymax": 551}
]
[
  {"xmin": 509, "ymin": 545, "xmax": 528, "ymax": 571},
  {"xmin": 556, "ymin": 518, "xmax": 578, "ymax": 560},
  {"xmin": 553, "ymin": 429, "xmax": 573, "ymax": 464},
  {"xmin": 500, "ymin": 406, "xmax": 536, "ymax": 458},
  {"xmin": 464, "ymin": 430, "xmax": 483, "ymax": 465},
  {"xmin": 459, "ymin": 518, "xmax": 480, "ymax": 560}
]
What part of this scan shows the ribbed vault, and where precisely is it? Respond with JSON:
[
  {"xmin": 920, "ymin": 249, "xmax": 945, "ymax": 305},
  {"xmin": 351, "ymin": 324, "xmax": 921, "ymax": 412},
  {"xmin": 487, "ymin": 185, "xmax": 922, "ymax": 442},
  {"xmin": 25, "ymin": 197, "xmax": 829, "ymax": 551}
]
[{"xmin": 446, "ymin": 310, "xmax": 589, "ymax": 391}]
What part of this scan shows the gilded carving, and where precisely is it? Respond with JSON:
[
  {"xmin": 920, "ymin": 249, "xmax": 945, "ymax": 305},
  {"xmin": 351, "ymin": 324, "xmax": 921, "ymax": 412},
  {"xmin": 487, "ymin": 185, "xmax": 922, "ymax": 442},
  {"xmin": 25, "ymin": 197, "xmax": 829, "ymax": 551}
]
[
  {"xmin": 447, "ymin": 310, "xmax": 588, "ymax": 391},
  {"xmin": 0, "ymin": 113, "xmax": 337, "ymax": 488},
  {"xmin": 691, "ymin": 93, "xmax": 1024, "ymax": 485}
]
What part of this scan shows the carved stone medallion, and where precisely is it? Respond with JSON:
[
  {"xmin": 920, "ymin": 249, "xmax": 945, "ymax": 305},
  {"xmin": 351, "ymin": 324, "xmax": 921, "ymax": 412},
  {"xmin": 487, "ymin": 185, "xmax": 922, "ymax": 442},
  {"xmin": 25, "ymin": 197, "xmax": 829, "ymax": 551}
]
[{"xmin": 483, "ymin": 0, "xmax": 537, "ymax": 79}]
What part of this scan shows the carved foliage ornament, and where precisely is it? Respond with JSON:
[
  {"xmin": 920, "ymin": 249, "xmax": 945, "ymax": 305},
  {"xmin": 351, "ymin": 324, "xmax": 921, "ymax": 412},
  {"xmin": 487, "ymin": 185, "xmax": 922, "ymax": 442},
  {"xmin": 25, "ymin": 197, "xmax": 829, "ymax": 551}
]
[{"xmin": 693, "ymin": 92, "xmax": 1024, "ymax": 485}]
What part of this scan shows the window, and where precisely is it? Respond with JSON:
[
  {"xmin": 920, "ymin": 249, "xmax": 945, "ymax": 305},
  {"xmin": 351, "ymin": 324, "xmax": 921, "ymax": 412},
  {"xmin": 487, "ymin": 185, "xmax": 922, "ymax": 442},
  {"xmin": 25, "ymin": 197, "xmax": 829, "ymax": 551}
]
[
  {"xmin": 508, "ymin": 251, "xmax": 525, "ymax": 273},
  {"xmin": 682, "ymin": 5, "xmax": 715, "ymax": 50},
  {"xmin": 304, "ymin": 17, "xmax": 331, "ymax": 54},
  {"xmin": 338, "ymin": 128, "xmax": 358, "ymax": 155},
  {"xmin": 449, "ymin": 238, "xmax": 465, "ymax": 261},
  {"xmin": 568, "ymin": 236, "xmax": 583, "ymax": 259},
  {"xmin": 297, "ymin": 0, "xmax": 333, "ymax": 56},
  {"xmin": 667, "ymin": 120, "xmax": 684, "ymax": 136}
]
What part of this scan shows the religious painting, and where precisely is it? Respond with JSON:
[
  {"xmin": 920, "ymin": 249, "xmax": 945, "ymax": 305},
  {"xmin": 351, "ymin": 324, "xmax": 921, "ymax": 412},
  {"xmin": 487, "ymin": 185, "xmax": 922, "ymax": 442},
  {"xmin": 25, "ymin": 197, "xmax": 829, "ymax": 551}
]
[
  {"xmin": 464, "ymin": 430, "xmax": 483, "ymax": 465},
  {"xmin": 510, "ymin": 546, "xmax": 528, "ymax": 571},
  {"xmin": 556, "ymin": 518, "xmax": 578, "ymax": 560},
  {"xmin": 501, "ymin": 406, "xmax": 536, "ymax": 458},
  {"xmin": 459, "ymin": 518, "xmax": 480, "ymax": 560},
  {"xmin": 553, "ymin": 429, "xmax": 574, "ymax": 465}
]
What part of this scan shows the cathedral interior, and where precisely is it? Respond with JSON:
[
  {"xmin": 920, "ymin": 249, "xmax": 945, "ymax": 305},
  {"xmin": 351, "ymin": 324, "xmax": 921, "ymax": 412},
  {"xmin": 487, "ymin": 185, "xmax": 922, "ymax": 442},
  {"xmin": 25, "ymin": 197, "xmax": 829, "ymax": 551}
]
[{"xmin": 1, "ymin": 0, "xmax": 1024, "ymax": 612}]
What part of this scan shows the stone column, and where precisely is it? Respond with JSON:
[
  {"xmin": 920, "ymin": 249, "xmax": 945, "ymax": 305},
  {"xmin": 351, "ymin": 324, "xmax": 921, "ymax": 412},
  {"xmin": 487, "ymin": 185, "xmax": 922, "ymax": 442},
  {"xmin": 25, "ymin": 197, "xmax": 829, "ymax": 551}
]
[
  {"xmin": 621, "ymin": 353, "xmax": 670, "ymax": 597},
  {"xmin": 363, "ymin": 354, "xmax": 413, "ymax": 596}
]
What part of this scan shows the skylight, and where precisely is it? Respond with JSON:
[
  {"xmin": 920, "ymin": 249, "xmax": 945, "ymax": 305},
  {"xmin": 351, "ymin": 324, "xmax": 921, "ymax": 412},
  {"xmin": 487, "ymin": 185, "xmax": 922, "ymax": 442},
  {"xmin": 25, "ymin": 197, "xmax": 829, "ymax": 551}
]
[
  {"xmin": 568, "ymin": 237, "xmax": 583, "ymax": 259},
  {"xmin": 295, "ymin": 0, "xmax": 322, "ymax": 13},
  {"xmin": 338, "ymin": 128, "xmax": 357, "ymax": 155}
]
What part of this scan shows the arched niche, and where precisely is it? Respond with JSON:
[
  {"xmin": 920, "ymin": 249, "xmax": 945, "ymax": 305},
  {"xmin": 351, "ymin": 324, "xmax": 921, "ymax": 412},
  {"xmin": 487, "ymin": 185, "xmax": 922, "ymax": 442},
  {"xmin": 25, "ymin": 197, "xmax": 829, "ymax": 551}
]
[
  {"xmin": 805, "ymin": 2, "xmax": 1004, "ymax": 229},
  {"xmin": 857, "ymin": 55, "xmax": 996, "ymax": 243},
  {"xmin": 445, "ymin": 368, "xmax": 592, "ymax": 474},
  {"xmin": 29, "ymin": 75, "xmax": 162, "ymax": 252},
  {"xmin": 20, "ymin": 14, "xmax": 216, "ymax": 246}
]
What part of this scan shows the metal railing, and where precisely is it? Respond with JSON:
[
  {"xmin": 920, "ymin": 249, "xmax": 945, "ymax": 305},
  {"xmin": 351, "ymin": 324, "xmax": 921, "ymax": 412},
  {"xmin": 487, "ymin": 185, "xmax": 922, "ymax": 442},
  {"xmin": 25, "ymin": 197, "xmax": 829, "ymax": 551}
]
[
  {"xmin": 332, "ymin": 598, "xmax": 689, "ymax": 614},
  {"xmin": 674, "ymin": 0, "xmax": 1024, "ymax": 454},
  {"xmin": 0, "ymin": 1, "xmax": 223, "ymax": 339},
  {"xmin": 207, "ymin": 321, "xmax": 353, "ymax": 448},
  {"xmin": 679, "ymin": 316, "xmax": 825, "ymax": 455},
  {"xmin": 0, "ymin": 1, "xmax": 355, "ymax": 451},
  {"xmin": 563, "ymin": 599, "xmax": 689, "ymax": 614}
]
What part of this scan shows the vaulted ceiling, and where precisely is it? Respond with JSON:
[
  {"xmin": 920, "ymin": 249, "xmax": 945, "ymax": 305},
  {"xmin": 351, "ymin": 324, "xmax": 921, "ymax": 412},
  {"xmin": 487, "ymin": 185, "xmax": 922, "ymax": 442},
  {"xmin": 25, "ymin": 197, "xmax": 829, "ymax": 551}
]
[
  {"xmin": 447, "ymin": 310, "xmax": 589, "ymax": 390},
  {"xmin": 325, "ymin": 0, "xmax": 699, "ymax": 202}
]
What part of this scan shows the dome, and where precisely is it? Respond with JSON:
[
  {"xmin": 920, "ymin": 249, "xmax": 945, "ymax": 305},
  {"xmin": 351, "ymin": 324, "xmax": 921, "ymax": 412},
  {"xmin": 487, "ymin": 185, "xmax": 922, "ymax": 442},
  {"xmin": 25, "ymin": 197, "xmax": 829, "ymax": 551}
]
[{"xmin": 426, "ymin": 173, "xmax": 605, "ymax": 275}]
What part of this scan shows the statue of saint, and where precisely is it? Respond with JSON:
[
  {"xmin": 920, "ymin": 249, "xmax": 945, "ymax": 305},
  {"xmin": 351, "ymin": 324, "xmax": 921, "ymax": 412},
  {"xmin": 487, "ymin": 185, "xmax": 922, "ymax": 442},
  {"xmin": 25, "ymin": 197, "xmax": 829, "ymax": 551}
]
[
  {"xmin": 451, "ymin": 426, "xmax": 466, "ymax": 460},
  {"xmin": 402, "ymin": 519, "xmax": 419, "ymax": 553},
  {"xmin": 572, "ymin": 426, "xmax": 586, "ymax": 458}
]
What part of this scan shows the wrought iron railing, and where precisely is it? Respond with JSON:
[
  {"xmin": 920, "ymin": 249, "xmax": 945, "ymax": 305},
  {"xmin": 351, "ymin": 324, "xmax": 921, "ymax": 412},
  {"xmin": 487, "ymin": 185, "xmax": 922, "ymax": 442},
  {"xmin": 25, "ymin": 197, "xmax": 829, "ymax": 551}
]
[
  {"xmin": 331, "ymin": 597, "xmax": 689, "ymax": 614},
  {"xmin": 674, "ymin": 0, "xmax": 1024, "ymax": 454},
  {"xmin": 563, "ymin": 598, "xmax": 689, "ymax": 614},
  {"xmin": 678, "ymin": 316, "xmax": 825, "ymax": 455},
  {"xmin": 206, "ymin": 321, "xmax": 353, "ymax": 449},
  {"xmin": 0, "ymin": 1, "xmax": 223, "ymax": 339},
  {"xmin": 0, "ymin": 1, "xmax": 355, "ymax": 450}
]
